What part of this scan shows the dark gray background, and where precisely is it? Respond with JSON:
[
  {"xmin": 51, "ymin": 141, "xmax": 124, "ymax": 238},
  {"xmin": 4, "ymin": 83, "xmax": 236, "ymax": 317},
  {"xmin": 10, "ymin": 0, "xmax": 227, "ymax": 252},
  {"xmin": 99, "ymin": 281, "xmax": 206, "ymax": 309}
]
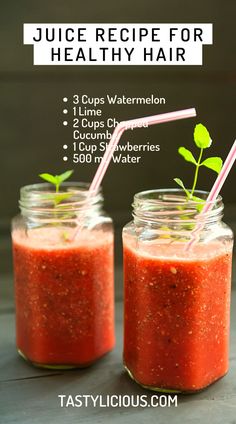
[{"xmin": 0, "ymin": 0, "xmax": 235, "ymax": 288}]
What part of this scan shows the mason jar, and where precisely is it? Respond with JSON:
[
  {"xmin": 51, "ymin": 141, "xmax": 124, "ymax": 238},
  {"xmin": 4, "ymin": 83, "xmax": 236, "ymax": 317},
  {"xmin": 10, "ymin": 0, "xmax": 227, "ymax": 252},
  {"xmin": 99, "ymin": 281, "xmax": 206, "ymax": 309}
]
[
  {"xmin": 12, "ymin": 182, "xmax": 115, "ymax": 369},
  {"xmin": 123, "ymin": 189, "xmax": 233, "ymax": 393}
]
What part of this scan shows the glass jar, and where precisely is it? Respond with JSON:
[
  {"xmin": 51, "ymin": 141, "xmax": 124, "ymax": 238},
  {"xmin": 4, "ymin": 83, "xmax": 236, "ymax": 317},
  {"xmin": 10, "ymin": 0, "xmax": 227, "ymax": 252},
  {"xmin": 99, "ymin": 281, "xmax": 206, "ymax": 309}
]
[
  {"xmin": 123, "ymin": 189, "xmax": 233, "ymax": 393},
  {"xmin": 12, "ymin": 182, "xmax": 115, "ymax": 369}
]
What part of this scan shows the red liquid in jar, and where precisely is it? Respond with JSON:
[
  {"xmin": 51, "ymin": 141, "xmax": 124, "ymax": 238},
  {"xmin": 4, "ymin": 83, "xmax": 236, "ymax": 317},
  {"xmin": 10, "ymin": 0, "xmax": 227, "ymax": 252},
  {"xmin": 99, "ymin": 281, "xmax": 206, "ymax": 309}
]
[
  {"xmin": 123, "ymin": 237, "xmax": 232, "ymax": 392},
  {"xmin": 12, "ymin": 228, "xmax": 115, "ymax": 367}
]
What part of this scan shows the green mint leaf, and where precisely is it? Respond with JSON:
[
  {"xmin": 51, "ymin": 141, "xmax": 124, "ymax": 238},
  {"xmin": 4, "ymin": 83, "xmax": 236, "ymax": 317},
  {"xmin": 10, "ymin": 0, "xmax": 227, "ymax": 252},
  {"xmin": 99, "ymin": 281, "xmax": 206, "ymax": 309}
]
[
  {"xmin": 54, "ymin": 193, "xmax": 73, "ymax": 206},
  {"xmin": 39, "ymin": 173, "xmax": 57, "ymax": 185},
  {"xmin": 178, "ymin": 147, "xmax": 197, "ymax": 165},
  {"xmin": 174, "ymin": 177, "xmax": 185, "ymax": 190},
  {"xmin": 57, "ymin": 170, "xmax": 74, "ymax": 184},
  {"xmin": 173, "ymin": 178, "xmax": 191, "ymax": 198},
  {"xmin": 191, "ymin": 195, "xmax": 203, "ymax": 202},
  {"xmin": 61, "ymin": 231, "xmax": 70, "ymax": 242},
  {"xmin": 174, "ymin": 124, "xmax": 223, "ymax": 219},
  {"xmin": 191, "ymin": 195, "xmax": 205, "ymax": 212},
  {"xmin": 201, "ymin": 157, "xmax": 223, "ymax": 174},
  {"xmin": 194, "ymin": 123, "xmax": 212, "ymax": 149},
  {"xmin": 39, "ymin": 170, "xmax": 74, "ymax": 206}
]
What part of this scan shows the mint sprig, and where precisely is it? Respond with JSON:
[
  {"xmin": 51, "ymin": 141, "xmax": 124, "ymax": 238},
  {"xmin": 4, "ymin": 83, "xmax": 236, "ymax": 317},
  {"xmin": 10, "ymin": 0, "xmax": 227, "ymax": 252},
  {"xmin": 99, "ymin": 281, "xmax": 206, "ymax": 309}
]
[
  {"xmin": 174, "ymin": 123, "xmax": 223, "ymax": 207},
  {"xmin": 39, "ymin": 170, "xmax": 74, "ymax": 206},
  {"xmin": 39, "ymin": 170, "xmax": 74, "ymax": 193}
]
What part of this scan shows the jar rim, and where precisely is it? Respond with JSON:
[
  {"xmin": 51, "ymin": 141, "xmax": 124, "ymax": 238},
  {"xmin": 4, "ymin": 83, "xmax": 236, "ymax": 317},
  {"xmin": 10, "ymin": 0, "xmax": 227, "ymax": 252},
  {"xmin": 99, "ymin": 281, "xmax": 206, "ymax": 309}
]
[
  {"xmin": 20, "ymin": 182, "xmax": 99, "ymax": 198},
  {"xmin": 134, "ymin": 188, "xmax": 222, "ymax": 207},
  {"xmin": 19, "ymin": 182, "xmax": 103, "ymax": 214},
  {"xmin": 133, "ymin": 188, "xmax": 223, "ymax": 225}
]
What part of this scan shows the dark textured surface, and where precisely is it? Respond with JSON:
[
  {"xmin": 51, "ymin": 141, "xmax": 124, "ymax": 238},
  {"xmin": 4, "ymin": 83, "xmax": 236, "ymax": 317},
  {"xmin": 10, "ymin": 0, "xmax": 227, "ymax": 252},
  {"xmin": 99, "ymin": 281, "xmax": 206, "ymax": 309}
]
[{"xmin": 0, "ymin": 291, "xmax": 236, "ymax": 423}]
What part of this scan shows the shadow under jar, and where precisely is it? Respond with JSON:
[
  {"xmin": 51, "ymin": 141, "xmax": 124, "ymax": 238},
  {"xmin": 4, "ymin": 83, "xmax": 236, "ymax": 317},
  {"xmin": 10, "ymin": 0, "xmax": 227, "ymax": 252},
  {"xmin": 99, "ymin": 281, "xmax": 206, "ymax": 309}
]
[
  {"xmin": 123, "ymin": 189, "xmax": 233, "ymax": 393},
  {"xmin": 12, "ymin": 182, "xmax": 115, "ymax": 369}
]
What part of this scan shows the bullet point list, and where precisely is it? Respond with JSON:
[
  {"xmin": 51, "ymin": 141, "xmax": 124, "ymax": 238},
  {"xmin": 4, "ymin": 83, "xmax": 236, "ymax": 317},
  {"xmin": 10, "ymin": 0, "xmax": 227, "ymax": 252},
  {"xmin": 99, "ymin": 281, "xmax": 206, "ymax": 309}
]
[{"xmin": 62, "ymin": 99, "xmax": 69, "ymax": 160}]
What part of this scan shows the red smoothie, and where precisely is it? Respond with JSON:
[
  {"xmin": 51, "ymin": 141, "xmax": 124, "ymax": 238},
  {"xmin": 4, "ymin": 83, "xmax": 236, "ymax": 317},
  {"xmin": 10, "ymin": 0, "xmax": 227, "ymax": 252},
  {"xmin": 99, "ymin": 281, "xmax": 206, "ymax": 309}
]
[
  {"xmin": 12, "ymin": 227, "xmax": 115, "ymax": 367},
  {"xmin": 123, "ymin": 237, "xmax": 232, "ymax": 392}
]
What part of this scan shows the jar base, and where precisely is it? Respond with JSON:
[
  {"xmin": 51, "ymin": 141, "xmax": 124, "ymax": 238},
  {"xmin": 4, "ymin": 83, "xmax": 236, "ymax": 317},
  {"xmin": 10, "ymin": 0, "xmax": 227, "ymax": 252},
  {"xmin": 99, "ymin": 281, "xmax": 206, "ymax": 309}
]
[
  {"xmin": 17, "ymin": 348, "xmax": 110, "ymax": 370},
  {"xmin": 124, "ymin": 364, "xmax": 227, "ymax": 394},
  {"xmin": 124, "ymin": 365, "xmax": 182, "ymax": 393}
]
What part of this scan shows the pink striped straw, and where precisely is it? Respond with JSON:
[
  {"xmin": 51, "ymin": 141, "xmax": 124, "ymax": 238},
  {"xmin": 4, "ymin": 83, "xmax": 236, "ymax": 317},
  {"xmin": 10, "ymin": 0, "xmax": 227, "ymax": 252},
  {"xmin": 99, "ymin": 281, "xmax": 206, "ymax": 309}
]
[
  {"xmin": 90, "ymin": 108, "xmax": 196, "ymax": 193},
  {"xmin": 72, "ymin": 107, "xmax": 196, "ymax": 240},
  {"xmin": 186, "ymin": 139, "xmax": 236, "ymax": 250}
]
